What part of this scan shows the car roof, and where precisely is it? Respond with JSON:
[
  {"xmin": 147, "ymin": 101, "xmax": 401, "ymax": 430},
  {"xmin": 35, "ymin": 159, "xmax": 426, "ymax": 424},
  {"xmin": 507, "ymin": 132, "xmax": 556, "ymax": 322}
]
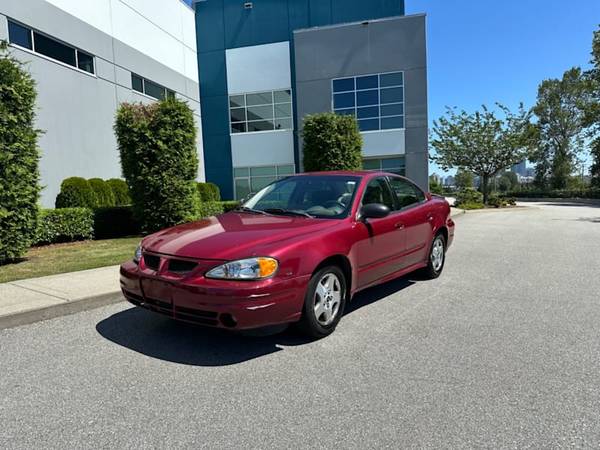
[{"xmin": 297, "ymin": 170, "xmax": 391, "ymax": 177}]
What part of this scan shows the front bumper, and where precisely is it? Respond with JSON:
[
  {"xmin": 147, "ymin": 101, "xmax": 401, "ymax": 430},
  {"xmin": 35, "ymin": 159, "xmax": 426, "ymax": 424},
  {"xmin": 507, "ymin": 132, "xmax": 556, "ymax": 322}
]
[{"xmin": 120, "ymin": 260, "xmax": 309, "ymax": 330}]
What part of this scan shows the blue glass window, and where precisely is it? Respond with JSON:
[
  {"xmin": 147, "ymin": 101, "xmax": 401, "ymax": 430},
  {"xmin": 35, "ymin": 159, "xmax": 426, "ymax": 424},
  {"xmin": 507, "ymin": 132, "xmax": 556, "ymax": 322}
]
[
  {"xmin": 8, "ymin": 21, "xmax": 32, "ymax": 50},
  {"xmin": 357, "ymin": 106, "xmax": 379, "ymax": 119},
  {"xmin": 356, "ymin": 90, "xmax": 378, "ymax": 106},
  {"xmin": 334, "ymin": 92, "xmax": 355, "ymax": 109},
  {"xmin": 333, "ymin": 77, "xmax": 355, "ymax": 92},
  {"xmin": 381, "ymin": 116, "xmax": 404, "ymax": 130},
  {"xmin": 333, "ymin": 71, "xmax": 404, "ymax": 131},
  {"xmin": 380, "ymin": 87, "xmax": 403, "ymax": 104},
  {"xmin": 359, "ymin": 119, "xmax": 379, "ymax": 131},
  {"xmin": 356, "ymin": 75, "xmax": 378, "ymax": 90}
]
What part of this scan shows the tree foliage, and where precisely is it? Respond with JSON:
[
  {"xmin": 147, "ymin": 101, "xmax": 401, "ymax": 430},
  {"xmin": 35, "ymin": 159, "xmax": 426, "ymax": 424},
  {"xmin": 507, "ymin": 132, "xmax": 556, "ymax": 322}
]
[
  {"xmin": 302, "ymin": 113, "xmax": 363, "ymax": 172},
  {"xmin": 106, "ymin": 178, "xmax": 131, "ymax": 206},
  {"xmin": 532, "ymin": 67, "xmax": 591, "ymax": 189},
  {"xmin": 430, "ymin": 104, "xmax": 535, "ymax": 203},
  {"xmin": 584, "ymin": 25, "xmax": 600, "ymax": 187},
  {"xmin": 55, "ymin": 177, "xmax": 98, "ymax": 209},
  {"xmin": 0, "ymin": 42, "xmax": 41, "ymax": 262},
  {"xmin": 428, "ymin": 175, "xmax": 443, "ymax": 194},
  {"xmin": 88, "ymin": 178, "xmax": 116, "ymax": 207},
  {"xmin": 115, "ymin": 99, "xmax": 199, "ymax": 233},
  {"xmin": 454, "ymin": 169, "xmax": 474, "ymax": 189}
]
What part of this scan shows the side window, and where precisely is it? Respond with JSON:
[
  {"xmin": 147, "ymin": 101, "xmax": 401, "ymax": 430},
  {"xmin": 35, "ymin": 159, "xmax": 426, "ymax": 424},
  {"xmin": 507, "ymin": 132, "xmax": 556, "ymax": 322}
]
[
  {"xmin": 388, "ymin": 177, "xmax": 425, "ymax": 209},
  {"xmin": 362, "ymin": 178, "xmax": 395, "ymax": 210}
]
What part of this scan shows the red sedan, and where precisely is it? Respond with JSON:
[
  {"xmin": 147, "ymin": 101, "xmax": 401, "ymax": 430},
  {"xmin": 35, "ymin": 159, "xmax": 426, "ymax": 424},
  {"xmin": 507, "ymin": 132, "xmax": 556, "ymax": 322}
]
[{"xmin": 120, "ymin": 171, "xmax": 455, "ymax": 338}]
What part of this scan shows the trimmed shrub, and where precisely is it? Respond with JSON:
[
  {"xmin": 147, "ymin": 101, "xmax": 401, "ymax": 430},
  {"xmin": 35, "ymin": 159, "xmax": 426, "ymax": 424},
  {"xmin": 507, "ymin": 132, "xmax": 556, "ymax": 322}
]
[
  {"xmin": 55, "ymin": 177, "xmax": 98, "ymax": 209},
  {"xmin": 302, "ymin": 112, "xmax": 363, "ymax": 172},
  {"xmin": 115, "ymin": 99, "xmax": 200, "ymax": 233},
  {"xmin": 220, "ymin": 201, "xmax": 240, "ymax": 212},
  {"xmin": 455, "ymin": 188, "xmax": 484, "ymax": 207},
  {"xmin": 197, "ymin": 182, "xmax": 221, "ymax": 202},
  {"xmin": 88, "ymin": 178, "xmax": 115, "ymax": 207},
  {"xmin": 459, "ymin": 202, "xmax": 485, "ymax": 210},
  {"xmin": 34, "ymin": 208, "xmax": 94, "ymax": 245},
  {"xmin": 198, "ymin": 201, "xmax": 224, "ymax": 219},
  {"xmin": 0, "ymin": 42, "xmax": 42, "ymax": 262},
  {"xmin": 106, "ymin": 178, "xmax": 131, "ymax": 206},
  {"xmin": 507, "ymin": 188, "xmax": 600, "ymax": 199},
  {"xmin": 93, "ymin": 206, "xmax": 140, "ymax": 239}
]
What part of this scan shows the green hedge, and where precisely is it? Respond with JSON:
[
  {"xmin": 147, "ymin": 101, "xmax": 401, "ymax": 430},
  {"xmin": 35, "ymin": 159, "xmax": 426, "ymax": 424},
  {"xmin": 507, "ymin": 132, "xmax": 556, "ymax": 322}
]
[
  {"xmin": 455, "ymin": 188, "xmax": 483, "ymax": 207},
  {"xmin": 302, "ymin": 112, "xmax": 363, "ymax": 172},
  {"xmin": 198, "ymin": 201, "xmax": 224, "ymax": 219},
  {"xmin": 197, "ymin": 182, "xmax": 221, "ymax": 202},
  {"xmin": 106, "ymin": 178, "xmax": 131, "ymax": 206},
  {"xmin": 115, "ymin": 99, "xmax": 200, "ymax": 233},
  {"xmin": 93, "ymin": 206, "xmax": 140, "ymax": 239},
  {"xmin": 507, "ymin": 189, "xmax": 600, "ymax": 199},
  {"xmin": 55, "ymin": 177, "xmax": 98, "ymax": 209},
  {"xmin": 88, "ymin": 178, "xmax": 116, "ymax": 207},
  {"xmin": 0, "ymin": 42, "xmax": 42, "ymax": 262},
  {"xmin": 34, "ymin": 208, "xmax": 94, "ymax": 245}
]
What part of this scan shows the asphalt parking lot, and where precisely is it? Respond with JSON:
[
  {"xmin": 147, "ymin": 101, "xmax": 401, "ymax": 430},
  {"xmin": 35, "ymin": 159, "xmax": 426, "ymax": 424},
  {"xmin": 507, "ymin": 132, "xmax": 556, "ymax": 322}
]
[{"xmin": 1, "ymin": 202, "xmax": 600, "ymax": 449}]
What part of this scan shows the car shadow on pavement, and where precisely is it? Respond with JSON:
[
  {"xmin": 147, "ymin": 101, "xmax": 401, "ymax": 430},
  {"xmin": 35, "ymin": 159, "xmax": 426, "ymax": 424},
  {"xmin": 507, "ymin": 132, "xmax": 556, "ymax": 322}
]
[{"xmin": 96, "ymin": 276, "xmax": 415, "ymax": 367}]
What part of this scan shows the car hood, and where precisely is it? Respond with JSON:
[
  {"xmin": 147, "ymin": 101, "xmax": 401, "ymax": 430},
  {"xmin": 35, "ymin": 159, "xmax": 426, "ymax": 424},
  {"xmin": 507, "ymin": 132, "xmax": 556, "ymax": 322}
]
[{"xmin": 142, "ymin": 212, "xmax": 339, "ymax": 260}]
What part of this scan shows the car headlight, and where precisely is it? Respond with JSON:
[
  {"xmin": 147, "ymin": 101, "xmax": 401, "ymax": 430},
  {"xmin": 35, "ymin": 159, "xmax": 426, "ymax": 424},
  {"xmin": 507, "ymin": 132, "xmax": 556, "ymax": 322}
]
[
  {"xmin": 205, "ymin": 257, "xmax": 278, "ymax": 280},
  {"xmin": 133, "ymin": 243, "xmax": 143, "ymax": 264}
]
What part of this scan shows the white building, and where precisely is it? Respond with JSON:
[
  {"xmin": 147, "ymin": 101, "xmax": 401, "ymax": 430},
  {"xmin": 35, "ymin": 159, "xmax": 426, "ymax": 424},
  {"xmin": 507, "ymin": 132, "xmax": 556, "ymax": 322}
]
[{"xmin": 0, "ymin": 0, "xmax": 204, "ymax": 207}]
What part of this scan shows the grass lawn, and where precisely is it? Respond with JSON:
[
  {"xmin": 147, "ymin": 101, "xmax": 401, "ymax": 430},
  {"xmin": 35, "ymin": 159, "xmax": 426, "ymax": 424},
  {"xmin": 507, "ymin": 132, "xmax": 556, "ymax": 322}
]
[{"xmin": 0, "ymin": 237, "xmax": 141, "ymax": 284}]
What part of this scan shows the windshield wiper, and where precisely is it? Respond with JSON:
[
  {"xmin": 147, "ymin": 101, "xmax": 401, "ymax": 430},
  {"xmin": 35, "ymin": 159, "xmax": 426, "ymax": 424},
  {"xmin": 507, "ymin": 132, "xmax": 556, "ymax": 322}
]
[
  {"xmin": 235, "ymin": 206, "xmax": 272, "ymax": 216},
  {"xmin": 263, "ymin": 208, "xmax": 314, "ymax": 218}
]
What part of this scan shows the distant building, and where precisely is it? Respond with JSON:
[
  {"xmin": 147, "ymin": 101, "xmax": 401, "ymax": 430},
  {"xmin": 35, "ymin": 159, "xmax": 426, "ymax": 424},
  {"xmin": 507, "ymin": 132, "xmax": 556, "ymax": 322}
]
[
  {"xmin": 444, "ymin": 175, "xmax": 455, "ymax": 187},
  {"xmin": 511, "ymin": 161, "xmax": 527, "ymax": 177}
]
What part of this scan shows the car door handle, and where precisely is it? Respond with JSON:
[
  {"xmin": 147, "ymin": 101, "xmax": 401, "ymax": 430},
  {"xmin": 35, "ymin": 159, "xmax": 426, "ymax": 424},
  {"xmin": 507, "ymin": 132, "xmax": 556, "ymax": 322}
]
[
  {"xmin": 394, "ymin": 222, "xmax": 404, "ymax": 229},
  {"xmin": 427, "ymin": 214, "xmax": 434, "ymax": 222}
]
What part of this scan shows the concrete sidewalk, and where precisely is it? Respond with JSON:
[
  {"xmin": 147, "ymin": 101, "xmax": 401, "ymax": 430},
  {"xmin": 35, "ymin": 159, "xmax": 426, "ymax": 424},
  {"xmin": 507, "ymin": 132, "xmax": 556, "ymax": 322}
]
[{"xmin": 0, "ymin": 265, "xmax": 123, "ymax": 330}]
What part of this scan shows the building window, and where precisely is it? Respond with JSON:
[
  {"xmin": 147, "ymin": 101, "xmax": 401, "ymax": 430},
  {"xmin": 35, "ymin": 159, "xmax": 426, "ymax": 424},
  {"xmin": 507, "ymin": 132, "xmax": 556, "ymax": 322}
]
[
  {"xmin": 233, "ymin": 164, "xmax": 295, "ymax": 199},
  {"xmin": 7, "ymin": 19, "xmax": 95, "ymax": 74},
  {"xmin": 229, "ymin": 90, "xmax": 293, "ymax": 134},
  {"xmin": 332, "ymin": 72, "xmax": 404, "ymax": 132},
  {"xmin": 363, "ymin": 157, "xmax": 405, "ymax": 176},
  {"xmin": 131, "ymin": 74, "xmax": 175, "ymax": 100}
]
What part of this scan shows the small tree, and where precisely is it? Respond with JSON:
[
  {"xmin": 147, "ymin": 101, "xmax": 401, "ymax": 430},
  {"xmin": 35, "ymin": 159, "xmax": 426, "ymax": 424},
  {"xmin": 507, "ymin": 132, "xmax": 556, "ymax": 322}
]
[
  {"xmin": 454, "ymin": 169, "xmax": 474, "ymax": 189},
  {"xmin": 532, "ymin": 67, "xmax": 590, "ymax": 189},
  {"xmin": 0, "ymin": 42, "xmax": 41, "ymax": 262},
  {"xmin": 429, "ymin": 175, "xmax": 443, "ymax": 194},
  {"xmin": 302, "ymin": 113, "xmax": 362, "ymax": 172},
  {"xmin": 115, "ymin": 99, "xmax": 199, "ymax": 232},
  {"xmin": 430, "ymin": 104, "xmax": 535, "ymax": 204}
]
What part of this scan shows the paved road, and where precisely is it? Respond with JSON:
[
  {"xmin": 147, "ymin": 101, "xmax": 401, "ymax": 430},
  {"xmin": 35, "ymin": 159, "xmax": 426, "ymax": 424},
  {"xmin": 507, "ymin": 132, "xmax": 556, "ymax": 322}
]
[{"xmin": 2, "ymin": 202, "xmax": 600, "ymax": 449}]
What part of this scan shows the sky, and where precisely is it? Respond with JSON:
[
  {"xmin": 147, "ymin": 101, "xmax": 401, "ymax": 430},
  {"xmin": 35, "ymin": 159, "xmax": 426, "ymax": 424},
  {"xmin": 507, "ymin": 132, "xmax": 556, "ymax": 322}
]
[{"xmin": 405, "ymin": 0, "xmax": 600, "ymax": 176}]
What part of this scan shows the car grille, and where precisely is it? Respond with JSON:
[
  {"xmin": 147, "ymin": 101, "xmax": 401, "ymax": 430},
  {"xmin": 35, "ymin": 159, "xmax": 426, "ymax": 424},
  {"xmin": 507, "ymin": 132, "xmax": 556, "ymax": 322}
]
[
  {"xmin": 123, "ymin": 290, "xmax": 220, "ymax": 326},
  {"xmin": 168, "ymin": 259, "xmax": 198, "ymax": 274},
  {"xmin": 174, "ymin": 306, "xmax": 219, "ymax": 326},
  {"xmin": 143, "ymin": 254, "xmax": 161, "ymax": 271}
]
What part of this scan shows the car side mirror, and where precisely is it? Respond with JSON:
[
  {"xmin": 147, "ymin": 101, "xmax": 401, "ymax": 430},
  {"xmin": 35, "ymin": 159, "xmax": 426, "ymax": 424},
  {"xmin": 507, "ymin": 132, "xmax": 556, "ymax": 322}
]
[{"xmin": 360, "ymin": 203, "xmax": 391, "ymax": 220}]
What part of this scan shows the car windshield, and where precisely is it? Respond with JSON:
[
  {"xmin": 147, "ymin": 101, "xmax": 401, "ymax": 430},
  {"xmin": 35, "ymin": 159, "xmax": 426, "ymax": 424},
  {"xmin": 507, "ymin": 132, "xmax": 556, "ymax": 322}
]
[{"xmin": 242, "ymin": 175, "xmax": 361, "ymax": 219}]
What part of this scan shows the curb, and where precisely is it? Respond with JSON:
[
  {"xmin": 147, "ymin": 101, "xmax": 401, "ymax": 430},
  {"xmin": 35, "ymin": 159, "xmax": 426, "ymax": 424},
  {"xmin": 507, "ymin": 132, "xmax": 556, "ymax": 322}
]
[{"xmin": 0, "ymin": 290, "xmax": 123, "ymax": 331}]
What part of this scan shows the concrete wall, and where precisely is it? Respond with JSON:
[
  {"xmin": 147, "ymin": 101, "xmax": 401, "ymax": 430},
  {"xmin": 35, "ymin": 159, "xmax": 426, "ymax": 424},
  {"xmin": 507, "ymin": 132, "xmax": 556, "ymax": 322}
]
[
  {"xmin": 0, "ymin": 0, "xmax": 203, "ymax": 207},
  {"xmin": 293, "ymin": 14, "xmax": 428, "ymax": 190}
]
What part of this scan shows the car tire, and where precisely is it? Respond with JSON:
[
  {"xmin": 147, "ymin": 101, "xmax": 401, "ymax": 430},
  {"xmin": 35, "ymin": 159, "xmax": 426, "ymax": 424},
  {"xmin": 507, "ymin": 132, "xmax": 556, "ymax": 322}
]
[
  {"xmin": 422, "ymin": 232, "xmax": 446, "ymax": 279},
  {"xmin": 298, "ymin": 266, "xmax": 347, "ymax": 339}
]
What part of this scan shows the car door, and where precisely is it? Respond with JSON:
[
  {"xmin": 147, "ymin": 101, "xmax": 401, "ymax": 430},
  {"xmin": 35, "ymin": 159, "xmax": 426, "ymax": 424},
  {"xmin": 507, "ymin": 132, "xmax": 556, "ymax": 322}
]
[
  {"xmin": 387, "ymin": 176, "xmax": 432, "ymax": 268},
  {"xmin": 355, "ymin": 177, "xmax": 407, "ymax": 288}
]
